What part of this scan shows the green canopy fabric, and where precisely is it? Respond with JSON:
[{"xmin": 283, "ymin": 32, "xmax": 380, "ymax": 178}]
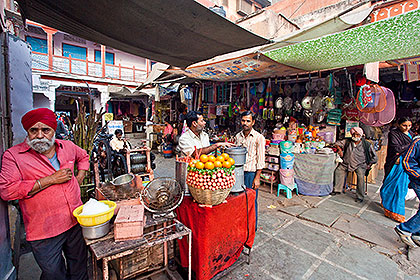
[{"xmin": 264, "ymin": 10, "xmax": 420, "ymax": 71}]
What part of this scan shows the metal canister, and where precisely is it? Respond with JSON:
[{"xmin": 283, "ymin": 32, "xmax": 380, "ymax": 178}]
[
  {"xmin": 226, "ymin": 147, "xmax": 247, "ymax": 193},
  {"xmin": 175, "ymin": 160, "xmax": 190, "ymax": 196}
]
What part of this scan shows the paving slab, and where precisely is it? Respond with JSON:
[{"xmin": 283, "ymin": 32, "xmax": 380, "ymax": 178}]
[
  {"xmin": 408, "ymin": 247, "xmax": 420, "ymax": 262},
  {"xmin": 405, "ymin": 274, "xmax": 420, "ymax": 280},
  {"xmin": 275, "ymin": 221, "xmax": 335, "ymax": 255},
  {"xmin": 278, "ymin": 205, "xmax": 309, "ymax": 216},
  {"xmin": 253, "ymin": 230, "xmax": 272, "ymax": 248},
  {"xmin": 332, "ymin": 214, "xmax": 402, "ymax": 251},
  {"xmin": 325, "ymin": 239, "xmax": 400, "ymax": 279},
  {"xmin": 223, "ymin": 264, "xmax": 276, "ymax": 280},
  {"xmin": 328, "ymin": 193, "xmax": 367, "ymax": 208},
  {"xmin": 298, "ymin": 206, "xmax": 342, "ymax": 227},
  {"xmin": 254, "ymin": 238, "xmax": 318, "ymax": 280},
  {"xmin": 360, "ymin": 210, "xmax": 398, "ymax": 228},
  {"xmin": 320, "ymin": 200, "xmax": 361, "ymax": 215},
  {"xmin": 365, "ymin": 201, "xmax": 384, "ymax": 214},
  {"xmin": 257, "ymin": 212, "xmax": 288, "ymax": 234},
  {"xmin": 308, "ymin": 262, "xmax": 358, "ymax": 280}
]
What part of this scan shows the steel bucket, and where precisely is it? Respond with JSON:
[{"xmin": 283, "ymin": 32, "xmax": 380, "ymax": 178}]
[
  {"xmin": 226, "ymin": 147, "xmax": 247, "ymax": 166},
  {"xmin": 231, "ymin": 165, "xmax": 245, "ymax": 193}
]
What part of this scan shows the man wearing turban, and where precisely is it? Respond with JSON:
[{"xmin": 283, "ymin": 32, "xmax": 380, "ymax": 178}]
[
  {"xmin": 0, "ymin": 108, "xmax": 89, "ymax": 279},
  {"xmin": 331, "ymin": 126, "xmax": 378, "ymax": 202}
]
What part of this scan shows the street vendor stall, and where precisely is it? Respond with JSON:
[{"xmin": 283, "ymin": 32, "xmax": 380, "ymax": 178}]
[{"xmin": 175, "ymin": 189, "xmax": 256, "ymax": 280}]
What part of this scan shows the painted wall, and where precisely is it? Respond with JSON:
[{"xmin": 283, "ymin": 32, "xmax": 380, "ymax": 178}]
[
  {"xmin": 26, "ymin": 26, "xmax": 147, "ymax": 70},
  {"xmin": 237, "ymin": 0, "xmax": 367, "ymax": 39}
]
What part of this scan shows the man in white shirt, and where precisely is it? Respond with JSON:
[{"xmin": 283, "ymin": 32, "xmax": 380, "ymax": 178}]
[
  {"xmin": 178, "ymin": 111, "xmax": 232, "ymax": 157},
  {"xmin": 110, "ymin": 129, "xmax": 130, "ymax": 152}
]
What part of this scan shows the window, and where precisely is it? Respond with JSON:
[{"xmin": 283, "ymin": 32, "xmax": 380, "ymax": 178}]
[
  {"xmin": 62, "ymin": 43, "xmax": 87, "ymax": 60},
  {"xmin": 26, "ymin": 36, "xmax": 48, "ymax": 54},
  {"xmin": 94, "ymin": 50, "xmax": 115, "ymax": 65}
]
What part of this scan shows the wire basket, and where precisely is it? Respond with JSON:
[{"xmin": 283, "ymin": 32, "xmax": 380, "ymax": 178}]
[{"xmin": 188, "ymin": 185, "xmax": 232, "ymax": 206}]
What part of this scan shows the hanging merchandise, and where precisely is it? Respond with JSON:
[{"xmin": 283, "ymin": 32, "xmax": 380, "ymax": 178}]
[
  {"xmin": 360, "ymin": 87, "xmax": 396, "ymax": 126},
  {"xmin": 355, "ymin": 84, "xmax": 387, "ymax": 113},
  {"xmin": 284, "ymin": 84, "xmax": 292, "ymax": 96},
  {"xmin": 327, "ymin": 109, "xmax": 342, "ymax": 126},
  {"xmin": 284, "ymin": 97, "xmax": 293, "ymax": 115},
  {"xmin": 294, "ymin": 100, "xmax": 302, "ymax": 112},
  {"xmin": 357, "ymin": 84, "xmax": 373, "ymax": 109},
  {"xmin": 275, "ymin": 97, "xmax": 283, "ymax": 109},
  {"xmin": 301, "ymin": 96, "xmax": 313, "ymax": 110}
]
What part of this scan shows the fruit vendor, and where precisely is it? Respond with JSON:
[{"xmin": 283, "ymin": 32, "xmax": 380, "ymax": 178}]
[
  {"xmin": 178, "ymin": 111, "xmax": 233, "ymax": 157},
  {"xmin": 235, "ymin": 111, "xmax": 265, "ymax": 229},
  {"xmin": 0, "ymin": 108, "xmax": 89, "ymax": 280}
]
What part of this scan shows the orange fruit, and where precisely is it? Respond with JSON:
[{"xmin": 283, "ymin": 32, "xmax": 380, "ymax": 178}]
[
  {"xmin": 200, "ymin": 154, "xmax": 209, "ymax": 163},
  {"xmin": 222, "ymin": 153, "xmax": 230, "ymax": 160},
  {"xmin": 204, "ymin": 162, "xmax": 215, "ymax": 170},
  {"xmin": 189, "ymin": 161, "xmax": 196, "ymax": 168},
  {"xmin": 195, "ymin": 162, "xmax": 204, "ymax": 169},
  {"xmin": 222, "ymin": 161, "xmax": 232, "ymax": 168},
  {"xmin": 208, "ymin": 155, "xmax": 216, "ymax": 162},
  {"xmin": 216, "ymin": 155, "xmax": 225, "ymax": 162},
  {"xmin": 214, "ymin": 161, "xmax": 223, "ymax": 168},
  {"xmin": 228, "ymin": 158, "xmax": 235, "ymax": 165}
]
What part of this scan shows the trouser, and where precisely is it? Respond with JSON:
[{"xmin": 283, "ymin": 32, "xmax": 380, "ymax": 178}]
[
  {"xmin": 333, "ymin": 164, "xmax": 366, "ymax": 200},
  {"xmin": 399, "ymin": 182, "xmax": 420, "ymax": 235},
  {"xmin": 244, "ymin": 171, "xmax": 258, "ymax": 229},
  {"xmin": 29, "ymin": 225, "xmax": 88, "ymax": 280}
]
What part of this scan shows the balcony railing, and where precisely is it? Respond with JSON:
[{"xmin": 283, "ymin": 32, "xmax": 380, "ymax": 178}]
[{"xmin": 31, "ymin": 52, "xmax": 147, "ymax": 83}]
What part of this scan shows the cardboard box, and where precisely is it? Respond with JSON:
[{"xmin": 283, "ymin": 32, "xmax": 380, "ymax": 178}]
[{"xmin": 114, "ymin": 205, "xmax": 145, "ymax": 242}]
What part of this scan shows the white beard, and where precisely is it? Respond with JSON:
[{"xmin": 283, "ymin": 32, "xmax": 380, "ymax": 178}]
[{"xmin": 26, "ymin": 135, "xmax": 56, "ymax": 153}]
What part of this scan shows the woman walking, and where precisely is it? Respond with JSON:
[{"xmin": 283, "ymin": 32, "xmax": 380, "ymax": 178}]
[{"xmin": 380, "ymin": 118, "xmax": 412, "ymax": 222}]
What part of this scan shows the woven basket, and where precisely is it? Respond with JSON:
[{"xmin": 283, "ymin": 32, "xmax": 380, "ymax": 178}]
[{"xmin": 188, "ymin": 185, "xmax": 232, "ymax": 206}]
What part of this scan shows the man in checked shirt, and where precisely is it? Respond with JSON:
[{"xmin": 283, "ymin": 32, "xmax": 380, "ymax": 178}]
[{"xmin": 235, "ymin": 111, "xmax": 265, "ymax": 229}]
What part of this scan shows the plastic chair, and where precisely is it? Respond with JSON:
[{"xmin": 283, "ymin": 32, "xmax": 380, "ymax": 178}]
[{"xmin": 277, "ymin": 183, "xmax": 298, "ymax": 199}]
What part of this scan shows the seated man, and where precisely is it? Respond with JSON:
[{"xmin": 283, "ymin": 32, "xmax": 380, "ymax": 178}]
[
  {"xmin": 177, "ymin": 111, "xmax": 232, "ymax": 157},
  {"xmin": 331, "ymin": 127, "xmax": 377, "ymax": 202},
  {"xmin": 110, "ymin": 129, "xmax": 130, "ymax": 153}
]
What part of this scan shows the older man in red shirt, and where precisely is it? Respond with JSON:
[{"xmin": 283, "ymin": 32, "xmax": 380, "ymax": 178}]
[{"xmin": 0, "ymin": 108, "xmax": 89, "ymax": 280}]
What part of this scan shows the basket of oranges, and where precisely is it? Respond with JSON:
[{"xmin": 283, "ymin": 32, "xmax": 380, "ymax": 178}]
[{"xmin": 186, "ymin": 153, "xmax": 236, "ymax": 206}]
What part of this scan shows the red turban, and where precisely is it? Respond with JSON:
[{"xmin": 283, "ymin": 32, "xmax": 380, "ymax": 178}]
[{"xmin": 21, "ymin": 108, "xmax": 57, "ymax": 131}]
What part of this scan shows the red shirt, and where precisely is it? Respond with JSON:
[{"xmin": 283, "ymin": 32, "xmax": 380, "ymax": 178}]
[{"xmin": 0, "ymin": 139, "xmax": 89, "ymax": 241}]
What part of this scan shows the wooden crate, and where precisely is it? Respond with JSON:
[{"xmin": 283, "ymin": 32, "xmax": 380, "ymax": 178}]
[
  {"xmin": 111, "ymin": 244, "xmax": 164, "ymax": 279},
  {"xmin": 114, "ymin": 205, "xmax": 145, "ymax": 242}
]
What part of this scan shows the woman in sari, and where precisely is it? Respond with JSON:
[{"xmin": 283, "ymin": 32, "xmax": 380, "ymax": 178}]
[{"xmin": 380, "ymin": 118, "xmax": 412, "ymax": 222}]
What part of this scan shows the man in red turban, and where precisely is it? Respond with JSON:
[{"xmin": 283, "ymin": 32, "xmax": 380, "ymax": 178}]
[{"xmin": 0, "ymin": 108, "xmax": 89, "ymax": 279}]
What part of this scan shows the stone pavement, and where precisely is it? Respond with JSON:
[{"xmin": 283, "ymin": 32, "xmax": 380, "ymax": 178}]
[{"xmin": 17, "ymin": 154, "xmax": 420, "ymax": 279}]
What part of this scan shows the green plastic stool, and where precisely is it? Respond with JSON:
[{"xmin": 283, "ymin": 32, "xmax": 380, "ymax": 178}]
[{"xmin": 277, "ymin": 183, "xmax": 298, "ymax": 199}]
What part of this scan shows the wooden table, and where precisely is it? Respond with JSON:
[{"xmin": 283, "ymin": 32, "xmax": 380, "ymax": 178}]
[{"xmin": 87, "ymin": 213, "xmax": 191, "ymax": 280}]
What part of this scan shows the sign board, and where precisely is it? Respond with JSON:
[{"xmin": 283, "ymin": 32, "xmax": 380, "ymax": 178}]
[
  {"xmin": 345, "ymin": 120, "xmax": 359, "ymax": 138},
  {"xmin": 108, "ymin": 120, "xmax": 124, "ymax": 136}
]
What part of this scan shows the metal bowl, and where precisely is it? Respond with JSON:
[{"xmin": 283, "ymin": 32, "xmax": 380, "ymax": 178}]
[
  {"xmin": 81, "ymin": 220, "xmax": 110, "ymax": 239},
  {"xmin": 112, "ymin": 174, "xmax": 135, "ymax": 189}
]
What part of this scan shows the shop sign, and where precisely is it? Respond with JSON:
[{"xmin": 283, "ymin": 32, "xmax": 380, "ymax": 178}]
[
  {"xmin": 33, "ymin": 80, "xmax": 52, "ymax": 92},
  {"xmin": 104, "ymin": 113, "xmax": 114, "ymax": 121},
  {"xmin": 56, "ymin": 85, "xmax": 100, "ymax": 96},
  {"xmin": 345, "ymin": 120, "xmax": 359, "ymax": 138},
  {"xmin": 108, "ymin": 120, "xmax": 124, "ymax": 136}
]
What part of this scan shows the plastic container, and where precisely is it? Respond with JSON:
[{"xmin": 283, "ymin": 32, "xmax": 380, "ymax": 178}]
[
  {"xmin": 73, "ymin": 200, "xmax": 116, "ymax": 227},
  {"xmin": 279, "ymin": 169, "xmax": 295, "ymax": 187},
  {"xmin": 162, "ymin": 143, "xmax": 173, "ymax": 158},
  {"xmin": 280, "ymin": 141, "xmax": 293, "ymax": 154},
  {"xmin": 280, "ymin": 153, "xmax": 295, "ymax": 169}
]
